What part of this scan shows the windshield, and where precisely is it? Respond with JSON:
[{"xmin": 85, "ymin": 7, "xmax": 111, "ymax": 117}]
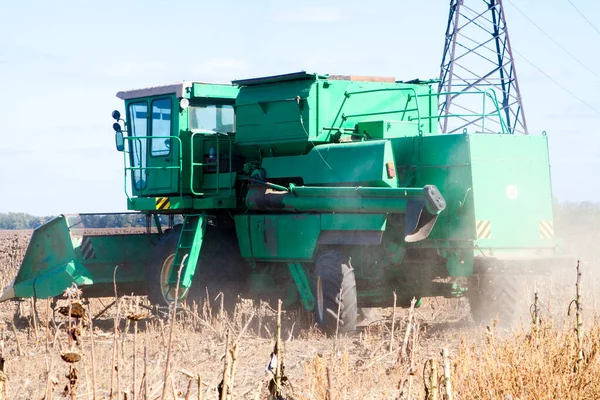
[{"xmin": 189, "ymin": 104, "xmax": 235, "ymax": 133}]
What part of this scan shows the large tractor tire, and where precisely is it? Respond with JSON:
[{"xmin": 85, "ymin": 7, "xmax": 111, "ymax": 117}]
[
  {"xmin": 468, "ymin": 274, "xmax": 527, "ymax": 327},
  {"xmin": 147, "ymin": 226, "xmax": 185, "ymax": 307},
  {"xmin": 314, "ymin": 250, "xmax": 358, "ymax": 335},
  {"xmin": 148, "ymin": 224, "xmax": 247, "ymax": 310}
]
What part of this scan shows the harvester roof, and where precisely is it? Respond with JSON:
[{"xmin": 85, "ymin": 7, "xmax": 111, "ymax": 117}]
[
  {"xmin": 116, "ymin": 82, "xmax": 192, "ymax": 100},
  {"xmin": 115, "ymin": 72, "xmax": 405, "ymax": 100},
  {"xmin": 232, "ymin": 71, "xmax": 396, "ymax": 86}
]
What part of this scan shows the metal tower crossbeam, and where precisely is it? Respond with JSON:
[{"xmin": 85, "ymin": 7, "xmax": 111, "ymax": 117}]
[{"xmin": 438, "ymin": 0, "xmax": 528, "ymax": 134}]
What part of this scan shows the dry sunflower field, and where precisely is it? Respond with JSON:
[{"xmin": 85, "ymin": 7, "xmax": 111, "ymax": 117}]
[{"xmin": 0, "ymin": 229, "xmax": 599, "ymax": 400}]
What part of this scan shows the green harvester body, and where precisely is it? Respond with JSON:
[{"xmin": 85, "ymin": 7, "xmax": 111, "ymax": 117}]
[{"xmin": 1, "ymin": 71, "xmax": 571, "ymax": 327}]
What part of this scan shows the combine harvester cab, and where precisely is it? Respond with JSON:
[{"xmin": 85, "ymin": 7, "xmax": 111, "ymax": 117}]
[{"xmin": 0, "ymin": 214, "xmax": 160, "ymax": 301}]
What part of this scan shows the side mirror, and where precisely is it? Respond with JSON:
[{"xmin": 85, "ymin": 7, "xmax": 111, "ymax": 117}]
[
  {"xmin": 112, "ymin": 122, "xmax": 122, "ymax": 133},
  {"xmin": 115, "ymin": 131, "xmax": 124, "ymax": 152},
  {"xmin": 112, "ymin": 110, "xmax": 121, "ymax": 120}
]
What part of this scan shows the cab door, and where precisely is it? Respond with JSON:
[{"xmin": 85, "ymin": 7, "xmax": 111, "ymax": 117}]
[
  {"xmin": 127, "ymin": 96, "xmax": 179, "ymax": 197},
  {"xmin": 145, "ymin": 96, "xmax": 179, "ymax": 195}
]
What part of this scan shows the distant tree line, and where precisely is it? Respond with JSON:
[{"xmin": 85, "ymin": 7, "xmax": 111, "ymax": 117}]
[
  {"xmin": 0, "ymin": 212, "xmax": 181, "ymax": 229},
  {"xmin": 80, "ymin": 214, "xmax": 150, "ymax": 228},
  {"xmin": 0, "ymin": 213, "xmax": 55, "ymax": 229}
]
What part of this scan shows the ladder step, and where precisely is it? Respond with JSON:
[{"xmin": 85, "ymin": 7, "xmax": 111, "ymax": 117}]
[{"xmin": 167, "ymin": 214, "xmax": 204, "ymax": 287}]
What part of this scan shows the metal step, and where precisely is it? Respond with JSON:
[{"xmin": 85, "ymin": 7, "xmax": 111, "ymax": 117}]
[{"xmin": 168, "ymin": 214, "xmax": 206, "ymax": 290}]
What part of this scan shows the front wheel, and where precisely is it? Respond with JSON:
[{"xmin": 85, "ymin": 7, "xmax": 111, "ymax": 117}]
[
  {"xmin": 147, "ymin": 227, "xmax": 190, "ymax": 307},
  {"xmin": 314, "ymin": 250, "xmax": 358, "ymax": 335}
]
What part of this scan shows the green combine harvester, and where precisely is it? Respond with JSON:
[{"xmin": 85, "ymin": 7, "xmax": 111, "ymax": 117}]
[{"xmin": 1, "ymin": 71, "xmax": 570, "ymax": 332}]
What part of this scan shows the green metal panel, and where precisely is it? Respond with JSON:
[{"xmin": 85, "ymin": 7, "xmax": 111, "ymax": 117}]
[
  {"xmin": 73, "ymin": 234, "xmax": 160, "ymax": 284},
  {"xmin": 414, "ymin": 133, "xmax": 472, "ymax": 166},
  {"xmin": 191, "ymin": 83, "xmax": 239, "ymax": 100},
  {"xmin": 127, "ymin": 195, "xmax": 237, "ymax": 212},
  {"xmin": 260, "ymin": 140, "xmax": 397, "ymax": 186},
  {"xmin": 444, "ymin": 164, "xmax": 476, "ymax": 242},
  {"xmin": 235, "ymin": 213, "xmax": 390, "ymax": 261},
  {"xmin": 235, "ymin": 214, "xmax": 321, "ymax": 260},
  {"xmin": 320, "ymin": 214, "xmax": 386, "ymax": 231},
  {"xmin": 356, "ymin": 120, "xmax": 422, "ymax": 139},
  {"xmin": 202, "ymin": 172, "xmax": 237, "ymax": 190},
  {"xmin": 468, "ymin": 133, "xmax": 555, "ymax": 254},
  {"xmin": 235, "ymin": 76, "xmax": 318, "ymax": 158},
  {"xmin": 192, "ymin": 197, "xmax": 237, "ymax": 209},
  {"xmin": 234, "ymin": 216, "xmax": 252, "ymax": 259}
]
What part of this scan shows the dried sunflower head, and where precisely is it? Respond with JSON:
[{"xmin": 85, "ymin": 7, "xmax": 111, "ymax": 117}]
[
  {"xmin": 127, "ymin": 311, "xmax": 148, "ymax": 321},
  {"xmin": 60, "ymin": 351, "xmax": 82, "ymax": 364},
  {"xmin": 58, "ymin": 301, "xmax": 86, "ymax": 319}
]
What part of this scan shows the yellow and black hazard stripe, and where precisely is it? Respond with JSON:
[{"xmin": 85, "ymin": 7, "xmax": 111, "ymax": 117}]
[
  {"xmin": 155, "ymin": 197, "xmax": 170, "ymax": 210},
  {"xmin": 540, "ymin": 220, "xmax": 554, "ymax": 239},
  {"xmin": 476, "ymin": 220, "xmax": 492, "ymax": 239},
  {"xmin": 81, "ymin": 236, "xmax": 96, "ymax": 260}
]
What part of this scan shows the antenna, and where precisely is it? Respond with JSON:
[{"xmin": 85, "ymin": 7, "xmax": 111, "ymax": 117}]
[{"xmin": 438, "ymin": 0, "xmax": 528, "ymax": 134}]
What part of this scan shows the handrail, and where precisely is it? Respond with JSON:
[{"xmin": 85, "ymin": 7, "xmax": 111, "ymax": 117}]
[
  {"xmin": 333, "ymin": 85, "xmax": 508, "ymax": 135},
  {"xmin": 341, "ymin": 87, "xmax": 424, "ymax": 135},
  {"xmin": 190, "ymin": 132, "xmax": 234, "ymax": 196},
  {"xmin": 122, "ymin": 135, "xmax": 183, "ymax": 201},
  {"xmin": 415, "ymin": 88, "xmax": 509, "ymax": 134}
]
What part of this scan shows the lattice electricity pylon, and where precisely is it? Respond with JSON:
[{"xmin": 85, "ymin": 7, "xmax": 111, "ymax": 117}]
[{"xmin": 438, "ymin": 0, "xmax": 528, "ymax": 134}]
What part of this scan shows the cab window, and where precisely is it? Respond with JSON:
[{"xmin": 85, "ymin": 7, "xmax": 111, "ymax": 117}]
[
  {"xmin": 128, "ymin": 101, "xmax": 148, "ymax": 189},
  {"xmin": 151, "ymin": 98, "xmax": 172, "ymax": 156},
  {"xmin": 189, "ymin": 104, "xmax": 235, "ymax": 134}
]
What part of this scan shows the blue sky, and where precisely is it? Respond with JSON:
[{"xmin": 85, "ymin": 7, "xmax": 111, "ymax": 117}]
[{"xmin": 1, "ymin": 0, "xmax": 599, "ymax": 215}]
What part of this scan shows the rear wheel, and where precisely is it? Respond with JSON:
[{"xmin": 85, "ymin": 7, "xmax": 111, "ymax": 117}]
[
  {"xmin": 314, "ymin": 250, "xmax": 358, "ymax": 335},
  {"xmin": 468, "ymin": 274, "xmax": 525, "ymax": 326}
]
